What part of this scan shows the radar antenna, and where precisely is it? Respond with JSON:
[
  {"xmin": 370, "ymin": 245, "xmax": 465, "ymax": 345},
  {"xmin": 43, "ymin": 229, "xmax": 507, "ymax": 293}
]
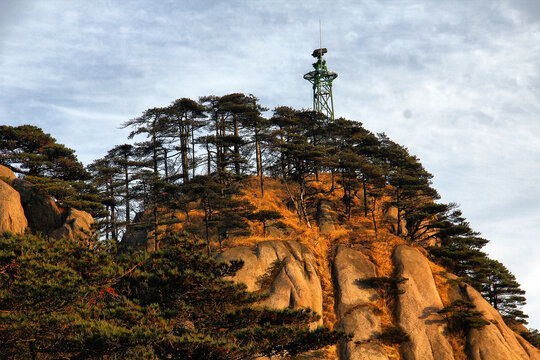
[{"xmin": 304, "ymin": 21, "xmax": 338, "ymax": 120}]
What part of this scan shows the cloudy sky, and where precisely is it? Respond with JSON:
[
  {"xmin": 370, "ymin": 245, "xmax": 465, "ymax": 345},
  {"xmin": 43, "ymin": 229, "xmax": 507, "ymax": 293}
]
[{"xmin": 1, "ymin": 0, "xmax": 539, "ymax": 328}]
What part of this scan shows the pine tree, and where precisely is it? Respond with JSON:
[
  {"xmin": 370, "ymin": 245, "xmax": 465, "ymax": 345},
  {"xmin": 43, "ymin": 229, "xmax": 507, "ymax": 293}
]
[
  {"xmin": 165, "ymin": 98, "xmax": 206, "ymax": 183},
  {"xmin": 87, "ymin": 157, "xmax": 120, "ymax": 240},
  {"xmin": 0, "ymin": 124, "xmax": 88, "ymax": 180},
  {"xmin": 377, "ymin": 133, "xmax": 439, "ymax": 235},
  {"xmin": 0, "ymin": 232, "xmax": 347, "ymax": 359},
  {"xmin": 105, "ymin": 144, "xmax": 140, "ymax": 225},
  {"xmin": 270, "ymin": 106, "xmax": 299, "ymax": 179},
  {"xmin": 328, "ymin": 118, "xmax": 384, "ymax": 219},
  {"xmin": 428, "ymin": 204, "xmax": 489, "ymax": 279},
  {"xmin": 184, "ymin": 175, "xmax": 254, "ymax": 252},
  {"xmin": 276, "ymin": 110, "xmax": 331, "ymax": 226},
  {"xmin": 123, "ymin": 108, "xmax": 173, "ymax": 250},
  {"xmin": 475, "ymin": 259, "xmax": 529, "ymax": 324},
  {"xmin": 249, "ymin": 210, "xmax": 283, "ymax": 237},
  {"xmin": 0, "ymin": 125, "xmax": 102, "ymax": 215}
]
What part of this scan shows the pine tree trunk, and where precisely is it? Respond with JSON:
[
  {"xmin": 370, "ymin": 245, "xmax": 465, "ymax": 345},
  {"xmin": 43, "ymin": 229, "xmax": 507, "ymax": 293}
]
[
  {"xmin": 371, "ymin": 197, "xmax": 378, "ymax": 239},
  {"xmin": 206, "ymin": 141, "xmax": 211, "ymax": 175},
  {"xmin": 105, "ymin": 205, "xmax": 110, "ymax": 240},
  {"xmin": 192, "ymin": 125, "xmax": 196, "ymax": 179},
  {"xmin": 204, "ymin": 205, "xmax": 210, "ymax": 256},
  {"xmin": 363, "ymin": 174, "xmax": 368, "ymax": 217},
  {"xmin": 255, "ymin": 130, "xmax": 264, "ymax": 196},
  {"xmin": 233, "ymin": 116, "xmax": 240, "ymax": 175},
  {"xmin": 153, "ymin": 196, "xmax": 158, "ymax": 252},
  {"xmin": 124, "ymin": 161, "xmax": 130, "ymax": 224},
  {"xmin": 163, "ymin": 148, "xmax": 168, "ymax": 180},
  {"xmin": 29, "ymin": 341, "xmax": 37, "ymax": 360},
  {"xmin": 279, "ymin": 131, "xmax": 286, "ymax": 180},
  {"xmin": 180, "ymin": 117, "xmax": 189, "ymax": 183}
]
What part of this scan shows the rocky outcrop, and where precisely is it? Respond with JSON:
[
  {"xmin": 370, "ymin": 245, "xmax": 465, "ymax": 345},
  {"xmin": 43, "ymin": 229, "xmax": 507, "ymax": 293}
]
[
  {"xmin": 393, "ymin": 245, "xmax": 455, "ymax": 360},
  {"xmin": 382, "ymin": 206, "xmax": 407, "ymax": 236},
  {"xmin": 317, "ymin": 200, "xmax": 336, "ymax": 234},
  {"xmin": 217, "ymin": 240, "xmax": 323, "ymax": 324},
  {"xmin": 332, "ymin": 245, "xmax": 388, "ymax": 360},
  {"xmin": 0, "ymin": 179, "xmax": 28, "ymax": 234},
  {"xmin": 0, "ymin": 164, "xmax": 17, "ymax": 180},
  {"xmin": 11, "ymin": 179, "xmax": 63, "ymax": 234},
  {"xmin": 3, "ymin": 178, "xmax": 94, "ymax": 240},
  {"xmin": 121, "ymin": 213, "xmax": 149, "ymax": 249},
  {"xmin": 266, "ymin": 220, "xmax": 292, "ymax": 238},
  {"xmin": 50, "ymin": 208, "xmax": 94, "ymax": 241},
  {"xmin": 459, "ymin": 284, "xmax": 540, "ymax": 360}
]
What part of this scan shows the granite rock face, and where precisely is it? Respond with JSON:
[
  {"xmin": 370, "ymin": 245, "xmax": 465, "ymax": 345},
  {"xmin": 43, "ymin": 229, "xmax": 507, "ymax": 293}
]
[
  {"xmin": 0, "ymin": 179, "xmax": 28, "ymax": 234},
  {"xmin": 5, "ymin": 178, "xmax": 94, "ymax": 240},
  {"xmin": 461, "ymin": 284, "xmax": 540, "ymax": 360},
  {"xmin": 0, "ymin": 165, "xmax": 17, "ymax": 180},
  {"xmin": 11, "ymin": 179, "xmax": 63, "ymax": 234},
  {"xmin": 393, "ymin": 245, "xmax": 455, "ymax": 360},
  {"xmin": 50, "ymin": 208, "xmax": 94, "ymax": 241},
  {"xmin": 217, "ymin": 240, "xmax": 323, "ymax": 324},
  {"xmin": 332, "ymin": 245, "xmax": 388, "ymax": 360},
  {"xmin": 317, "ymin": 200, "xmax": 336, "ymax": 234}
]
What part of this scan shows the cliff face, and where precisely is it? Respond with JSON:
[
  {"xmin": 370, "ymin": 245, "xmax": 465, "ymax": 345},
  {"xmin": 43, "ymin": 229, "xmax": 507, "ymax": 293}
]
[
  {"xmin": 206, "ymin": 178, "xmax": 539, "ymax": 360},
  {"xmin": 0, "ymin": 164, "xmax": 94, "ymax": 240},
  {"xmin": 219, "ymin": 240, "xmax": 539, "ymax": 360},
  {"xmin": 4, "ymin": 166, "xmax": 537, "ymax": 360}
]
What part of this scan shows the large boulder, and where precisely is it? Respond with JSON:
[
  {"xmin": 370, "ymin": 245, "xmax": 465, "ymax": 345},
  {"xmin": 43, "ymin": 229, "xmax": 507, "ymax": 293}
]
[
  {"xmin": 50, "ymin": 208, "xmax": 94, "ymax": 241},
  {"xmin": 317, "ymin": 200, "xmax": 336, "ymax": 234},
  {"xmin": 11, "ymin": 179, "xmax": 63, "ymax": 234},
  {"xmin": 461, "ymin": 284, "xmax": 540, "ymax": 360},
  {"xmin": 332, "ymin": 245, "xmax": 388, "ymax": 360},
  {"xmin": 0, "ymin": 165, "xmax": 16, "ymax": 180},
  {"xmin": 382, "ymin": 206, "xmax": 407, "ymax": 236},
  {"xmin": 393, "ymin": 245, "xmax": 455, "ymax": 360},
  {"xmin": 265, "ymin": 220, "xmax": 293, "ymax": 238},
  {"xmin": 217, "ymin": 240, "xmax": 323, "ymax": 324},
  {"xmin": 0, "ymin": 180, "xmax": 28, "ymax": 234}
]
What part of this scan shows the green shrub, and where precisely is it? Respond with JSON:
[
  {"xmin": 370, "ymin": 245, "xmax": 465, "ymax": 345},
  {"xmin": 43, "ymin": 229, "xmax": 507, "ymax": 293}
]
[
  {"xmin": 377, "ymin": 326, "xmax": 410, "ymax": 344},
  {"xmin": 356, "ymin": 276, "xmax": 408, "ymax": 296},
  {"xmin": 439, "ymin": 299, "xmax": 490, "ymax": 332},
  {"xmin": 520, "ymin": 329, "xmax": 540, "ymax": 349}
]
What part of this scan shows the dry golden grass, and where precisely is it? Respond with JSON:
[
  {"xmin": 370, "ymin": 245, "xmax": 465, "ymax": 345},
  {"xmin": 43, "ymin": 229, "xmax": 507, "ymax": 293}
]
[
  {"xmin": 429, "ymin": 262, "xmax": 453, "ymax": 307},
  {"xmin": 159, "ymin": 175, "xmax": 466, "ymax": 360},
  {"xmin": 448, "ymin": 333, "xmax": 467, "ymax": 360},
  {"xmin": 229, "ymin": 176, "xmax": 410, "ymax": 359}
]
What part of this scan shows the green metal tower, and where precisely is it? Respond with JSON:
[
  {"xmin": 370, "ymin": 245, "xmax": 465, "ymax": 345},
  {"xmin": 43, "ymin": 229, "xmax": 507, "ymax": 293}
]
[{"xmin": 303, "ymin": 47, "xmax": 338, "ymax": 120}]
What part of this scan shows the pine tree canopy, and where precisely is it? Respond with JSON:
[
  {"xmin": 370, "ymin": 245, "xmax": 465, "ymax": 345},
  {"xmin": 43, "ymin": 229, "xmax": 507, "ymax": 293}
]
[{"xmin": 0, "ymin": 232, "xmax": 347, "ymax": 359}]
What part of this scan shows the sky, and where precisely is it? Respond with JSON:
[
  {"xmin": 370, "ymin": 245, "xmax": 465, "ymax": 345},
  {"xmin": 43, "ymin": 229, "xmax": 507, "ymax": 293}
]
[{"xmin": 1, "ymin": 0, "xmax": 539, "ymax": 329}]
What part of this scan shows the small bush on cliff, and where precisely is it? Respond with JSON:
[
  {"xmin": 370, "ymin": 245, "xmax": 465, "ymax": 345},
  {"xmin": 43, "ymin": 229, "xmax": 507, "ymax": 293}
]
[
  {"xmin": 520, "ymin": 329, "xmax": 540, "ymax": 349},
  {"xmin": 356, "ymin": 276, "xmax": 408, "ymax": 297},
  {"xmin": 439, "ymin": 299, "xmax": 490, "ymax": 332},
  {"xmin": 377, "ymin": 325, "xmax": 410, "ymax": 344},
  {"xmin": 249, "ymin": 209, "xmax": 284, "ymax": 237},
  {"xmin": 256, "ymin": 258, "xmax": 286, "ymax": 291}
]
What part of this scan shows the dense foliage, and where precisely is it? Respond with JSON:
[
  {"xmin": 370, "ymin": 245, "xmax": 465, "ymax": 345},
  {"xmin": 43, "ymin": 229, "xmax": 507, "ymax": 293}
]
[
  {"xmin": 0, "ymin": 232, "xmax": 346, "ymax": 359},
  {"xmin": 3, "ymin": 92, "xmax": 533, "ymax": 344},
  {"xmin": 0, "ymin": 125, "xmax": 102, "ymax": 215},
  {"xmin": 87, "ymin": 93, "xmax": 529, "ymax": 325},
  {"xmin": 439, "ymin": 299, "xmax": 491, "ymax": 332}
]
